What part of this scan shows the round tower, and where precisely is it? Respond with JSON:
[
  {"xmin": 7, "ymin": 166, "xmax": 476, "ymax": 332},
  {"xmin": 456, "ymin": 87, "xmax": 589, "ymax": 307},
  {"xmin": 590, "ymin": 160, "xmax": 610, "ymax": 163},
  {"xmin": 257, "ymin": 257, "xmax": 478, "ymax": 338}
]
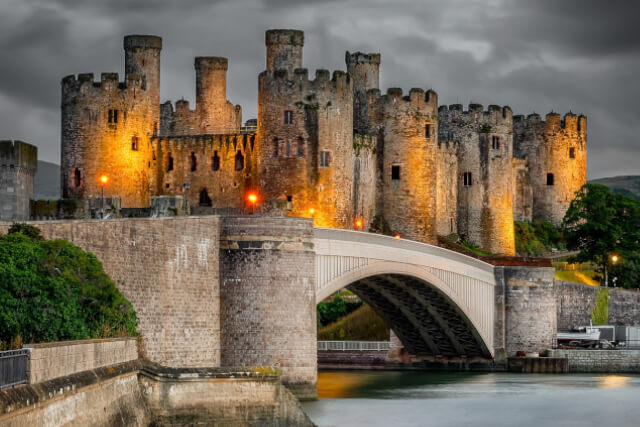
[
  {"xmin": 194, "ymin": 56, "xmax": 240, "ymax": 133},
  {"xmin": 380, "ymin": 88, "xmax": 439, "ymax": 244},
  {"xmin": 265, "ymin": 29, "xmax": 304, "ymax": 75},
  {"xmin": 346, "ymin": 51, "xmax": 380, "ymax": 134},
  {"xmin": 61, "ymin": 35, "xmax": 162, "ymax": 208}
]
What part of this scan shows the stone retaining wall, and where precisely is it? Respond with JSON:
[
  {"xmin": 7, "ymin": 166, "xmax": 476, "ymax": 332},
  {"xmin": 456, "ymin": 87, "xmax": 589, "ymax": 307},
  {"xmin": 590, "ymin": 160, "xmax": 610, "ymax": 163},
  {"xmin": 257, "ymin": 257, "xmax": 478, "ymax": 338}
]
[
  {"xmin": 547, "ymin": 349, "xmax": 640, "ymax": 373},
  {"xmin": 25, "ymin": 338, "xmax": 138, "ymax": 384},
  {"xmin": 317, "ymin": 350, "xmax": 388, "ymax": 369}
]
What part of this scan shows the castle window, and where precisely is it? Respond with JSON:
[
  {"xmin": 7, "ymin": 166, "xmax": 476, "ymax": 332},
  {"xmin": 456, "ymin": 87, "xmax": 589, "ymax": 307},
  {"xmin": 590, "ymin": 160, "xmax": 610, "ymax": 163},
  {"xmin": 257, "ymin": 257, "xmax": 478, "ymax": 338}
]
[
  {"xmin": 391, "ymin": 165, "xmax": 401, "ymax": 180},
  {"xmin": 320, "ymin": 151, "xmax": 330, "ymax": 167},
  {"xmin": 491, "ymin": 136, "xmax": 500, "ymax": 149},
  {"xmin": 190, "ymin": 152, "xmax": 197, "ymax": 171},
  {"xmin": 425, "ymin": 124, "xmax": 432, "ymax": 139},
  {"xmin": 167, "ymin": 153, "xmax": 174, "ymax": 172},
  {"xmin": 569, "ymin": 147, "xmax": 576, "ymax": 159},
  {"xmin": 235, "ymin": 150, "xmax": 244, "ymax": 170},
  {"xmin": 296, "ymin": 137, "xmax": 304, "ymax": 157},
  {"xmin": 212, "ymin": 151, "xmax": 220, "ymax": 171},
  {"xmin": 273, "ymin": 138, "xmax": 279, "ymax": 157},
  {"xmin": 547, "ymin": 173, "xmax": 554, "ymax": 186},
  {"xmin": 73, "ymin": 168, "xmax": 81, "ymax": 187},
  {"xmin": 286, "ymin": 195, "xmax": 293, "ymax": 211},
  {"xmin": 165, "ymin": 183, "xmax": 170, "ymax": 189},
  {"xmin": 107, "ymin": 109, "xmax": 118, "ymax": 124},
  {"xmin": 199, "ymin": 188, "xmax": 212, "ymax": 207},
  {"xmin": 131, "ymin": 136, "xmax": 139, "ymax": 151},
  {"xmin": 463, "ymin": 172, "xmax": 473, "ymax": 186},
  {"xmin": 284, "ymin": 110, "xmax": 293, "ymax": 125},
  {"xmin": 286, "ymin": 141, "xmax": 291, "ymax": 157}
]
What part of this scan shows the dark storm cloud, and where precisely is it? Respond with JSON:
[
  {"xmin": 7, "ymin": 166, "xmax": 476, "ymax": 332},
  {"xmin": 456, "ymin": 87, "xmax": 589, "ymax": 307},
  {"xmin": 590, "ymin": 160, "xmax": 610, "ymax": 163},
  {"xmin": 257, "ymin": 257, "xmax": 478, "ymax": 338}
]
[{"xmin": 0, "ymin": 0, "xmax": 637, "ymax": 178}]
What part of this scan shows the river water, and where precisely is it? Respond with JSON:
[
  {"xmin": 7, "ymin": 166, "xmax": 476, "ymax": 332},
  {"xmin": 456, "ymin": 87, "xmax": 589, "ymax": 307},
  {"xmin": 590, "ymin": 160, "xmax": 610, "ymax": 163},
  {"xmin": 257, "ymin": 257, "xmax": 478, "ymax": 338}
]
[{"xmin": 302, "ymin": 371, "xmax": 640, "ymax": 427}]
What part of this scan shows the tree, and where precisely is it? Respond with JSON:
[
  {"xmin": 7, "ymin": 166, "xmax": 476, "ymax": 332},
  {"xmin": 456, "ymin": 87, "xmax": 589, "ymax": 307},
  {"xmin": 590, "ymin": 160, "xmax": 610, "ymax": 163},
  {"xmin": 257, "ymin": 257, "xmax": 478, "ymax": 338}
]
[
  {"xmin": 562, "ymin": 184, "xmax": 640, "ymax": 286},
  {"xmin": 0, "ymin": 227, "xmax": 138, "ymax": 349}
]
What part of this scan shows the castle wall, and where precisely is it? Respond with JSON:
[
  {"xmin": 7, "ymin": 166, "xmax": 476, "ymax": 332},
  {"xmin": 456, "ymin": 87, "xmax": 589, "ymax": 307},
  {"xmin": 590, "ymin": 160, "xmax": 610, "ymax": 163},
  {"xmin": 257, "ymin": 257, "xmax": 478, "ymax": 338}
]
[
  {"xmin": 0, "ymin": 140, "xmax": 37, "ymax": 220},
  {"xmin": 435, "ymin": 140, "xmax": 458, "ymax": 236},
  {"xmin": 353, "ymin": 134, "xmax": 377, "ymax": 230},
  {"xmin": 514, "ymin": 113, "xmax": 587, "ymax": 225},
  {"xmin": 159, "ymin": 57, "xmax": 242, "ymax": 136},
  {"xmin": 61, "ymin": 35, "xmax": 161, "ymax": 208},
  {"xmin": 346, "ymin": 51, "xmax": 380, "ymax": 135},
  {"xmin": 257, "ymin": 65, "xmax": 354, "ymax": 228},
  {"xmin": 265, "ymin": 29, "xmax": 303, "ymax": 74},
  {"xmin": 512, "ymin": 157, "xmax": 533, "ymax": 222},
  {"xmin": 0, "ymin": 217, "xmax": 222, "ymax": 368},
  {"xmin": 439, "ymin": 104, "xmax": 515, "ymax": 255},
  {"xmin": 151, "ymin": 133, "xmax": 256, "ymax": 210}
]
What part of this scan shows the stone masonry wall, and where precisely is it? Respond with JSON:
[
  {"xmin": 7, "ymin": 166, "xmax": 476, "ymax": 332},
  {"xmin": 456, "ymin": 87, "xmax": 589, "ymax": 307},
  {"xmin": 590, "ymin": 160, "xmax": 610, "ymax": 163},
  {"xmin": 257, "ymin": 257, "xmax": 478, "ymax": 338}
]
[
  {"xmin": 436, "ymin": 141, "xmax": 458, "ymax": 236},
  {"xmin": 0, "ymin": 140, "xmax": 37, "ymax": 221},
  {"xmin": 151, "ymin": 133, "xmax": 256, "ymax": 210},
  {"xmin": 25, "ymin": 338, "xmax": 138, "ymax": 384},
  {"xmin": 498, "ymin": 266, "xmax": 557, "ymax": 355},
  {"xmin": 556, "ymin": 281, "xmax": 640, "ymax": 330},
  {"xmin": 0, "ymin": 217, "xmax": 221, "ymax": 368},
  {"xmin": 512, "ymin": 157, "xmax": 533, "ymax": 222},
  {"xmin": 219, "ymin": 216, "xmax": 317, "ymax": 399},
  {"xmin": 547, "ymin": 349, "xmax": 640, "ymax": 373}
]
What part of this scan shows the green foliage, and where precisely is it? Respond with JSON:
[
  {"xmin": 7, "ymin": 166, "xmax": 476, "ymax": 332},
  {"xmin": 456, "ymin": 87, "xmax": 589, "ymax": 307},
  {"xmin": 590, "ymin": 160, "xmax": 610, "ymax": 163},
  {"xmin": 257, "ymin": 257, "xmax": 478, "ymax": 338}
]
[
  {"xmin": 609, "ymin": 252, "xmax": 640, "ymax": 289},
  {"xmin": 461, "ymin": 240, "xmax": 493, "ymax": 257},
  {"xmin": 317, "ymin": 295, "xmax": 363, "ymax": 328},
  {"xmin": 479, "ymin": 124, "xmax": 492, "ymax": 134},
  {"xmin": 318, "ymin": 304, "xmax": 390, "ymax": 341},
  {"xmin": 563, "ymin": 184, "xmax": 640, "ymax": 285},
  {"xmin": 514, "ymin": 220, "xmax": 565, "ymax": 256},
  {"xmin": 591, "ymin": 288, "xmax": 609, "ymax": 325},
  {"xmin": 0, "ymin": 230, "xmax": 138, "ymax": 349},
  {"xmin": 8, "ymin": 223, "xmax": 43, "ymax": 241}
]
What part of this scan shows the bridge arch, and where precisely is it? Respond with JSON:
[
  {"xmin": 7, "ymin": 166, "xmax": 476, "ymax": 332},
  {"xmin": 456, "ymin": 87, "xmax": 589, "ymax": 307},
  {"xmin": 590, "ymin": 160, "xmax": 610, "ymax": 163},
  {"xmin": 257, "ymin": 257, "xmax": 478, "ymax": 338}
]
[{"xmin": 314, "ymin": 228, "xmax": 496, "ymax": 359}]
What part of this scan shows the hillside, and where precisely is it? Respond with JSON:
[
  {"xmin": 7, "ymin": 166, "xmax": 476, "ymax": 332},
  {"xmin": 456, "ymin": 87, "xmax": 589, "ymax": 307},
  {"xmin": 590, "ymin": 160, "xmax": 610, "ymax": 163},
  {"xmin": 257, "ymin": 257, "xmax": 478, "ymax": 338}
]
[
  {"xmin": 34, "ymin": 161, "xmax": 60, "ymax": 200},
  {"xmin": 589, "ymin": 175, "xmax": 640, "ymax": 200}
]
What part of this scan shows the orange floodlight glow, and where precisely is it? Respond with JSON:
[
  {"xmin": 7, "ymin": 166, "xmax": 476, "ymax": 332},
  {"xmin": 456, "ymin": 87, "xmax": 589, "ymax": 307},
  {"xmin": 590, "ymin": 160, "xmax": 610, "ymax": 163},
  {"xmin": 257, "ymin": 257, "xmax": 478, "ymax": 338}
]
[
  {"xmin": 309, "ymin": 208, "xmax": 315, "ymax": 215},
  {"xmin": 100, "ymin": 175, "xmax": 108, "ymax": 184},
  {"xmin": 394, "ymin": 233, "xmax": 402, "ymax": 239},
  {"xmin": 247, "ymin": 193, "xmax": 258, "ymax": 204},
  {"xmin": 354, "ymin": 218, "xmax": 363, "ymax": 229}
]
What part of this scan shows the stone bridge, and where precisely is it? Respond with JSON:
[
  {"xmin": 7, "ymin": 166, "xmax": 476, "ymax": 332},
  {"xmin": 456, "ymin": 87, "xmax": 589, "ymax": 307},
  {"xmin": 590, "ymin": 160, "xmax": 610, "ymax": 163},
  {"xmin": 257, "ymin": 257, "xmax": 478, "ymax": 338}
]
[
  {"xmin": 1, "ymin": 216, "xmax": 557, "ymax": 399},
  {"xmin": 314, "ymin": 228, "xmax": 496, "ymax": 358}
]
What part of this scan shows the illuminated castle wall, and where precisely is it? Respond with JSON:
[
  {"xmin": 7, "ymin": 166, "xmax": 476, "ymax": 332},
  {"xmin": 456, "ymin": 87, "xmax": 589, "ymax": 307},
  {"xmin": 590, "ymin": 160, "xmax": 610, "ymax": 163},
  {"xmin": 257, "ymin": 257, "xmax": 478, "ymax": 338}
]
[{"xmin": 60, "ymin": 30, "xmax": 587, "ymax": 255}]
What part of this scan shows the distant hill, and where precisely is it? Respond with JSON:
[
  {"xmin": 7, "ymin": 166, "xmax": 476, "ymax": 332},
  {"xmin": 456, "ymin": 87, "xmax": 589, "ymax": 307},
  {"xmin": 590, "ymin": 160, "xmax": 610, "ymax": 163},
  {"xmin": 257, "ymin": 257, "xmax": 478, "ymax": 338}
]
[
  {"xmin": 589, "ymin": 175, "xmax": 640, "ymax": 200},
  {"xmin": 34, "ymin": 161, "xmax": 60, "ymax": 200}
]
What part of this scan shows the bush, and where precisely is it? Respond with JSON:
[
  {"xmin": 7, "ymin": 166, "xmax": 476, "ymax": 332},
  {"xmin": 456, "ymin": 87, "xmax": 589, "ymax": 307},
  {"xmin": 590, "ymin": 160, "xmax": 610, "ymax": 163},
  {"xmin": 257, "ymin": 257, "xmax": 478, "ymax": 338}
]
[
  {"xmin": 318, "ymin": 304, "xmax": 389, "ymax": 341},
  {"xmin": 317, "ymin": 295, "xmax": 362, "ymax": 328},
  {"xmin": 0, "ymin": 229, "xmax": 138, "ymax": 349},
  {"xmin": 515, "ymin": 220, "xmax": 565, "ymax": 256}
]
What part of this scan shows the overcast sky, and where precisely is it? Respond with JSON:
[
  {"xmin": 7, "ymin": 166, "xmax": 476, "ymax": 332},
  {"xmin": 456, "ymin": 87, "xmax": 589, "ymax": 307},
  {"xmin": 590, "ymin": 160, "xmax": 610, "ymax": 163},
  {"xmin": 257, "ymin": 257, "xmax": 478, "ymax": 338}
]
[{"xmin": 0, "ymin": 0, "xmax": 638, "ymax": 179}]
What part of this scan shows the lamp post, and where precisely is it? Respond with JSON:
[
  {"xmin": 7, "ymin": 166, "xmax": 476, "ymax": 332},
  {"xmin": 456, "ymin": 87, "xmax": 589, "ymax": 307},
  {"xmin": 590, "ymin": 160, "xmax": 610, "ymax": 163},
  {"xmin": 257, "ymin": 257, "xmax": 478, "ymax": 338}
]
[
  {"xmin": 612, "ymin": 255, "xmax": 619, "ymax": 287},
  {"xmin": 247, "ymin": 192, "xmax": 258, "ymax": 214},
  {"xmin": 100, "ymin": 175, "xmax": 108, "ymax": 219}
]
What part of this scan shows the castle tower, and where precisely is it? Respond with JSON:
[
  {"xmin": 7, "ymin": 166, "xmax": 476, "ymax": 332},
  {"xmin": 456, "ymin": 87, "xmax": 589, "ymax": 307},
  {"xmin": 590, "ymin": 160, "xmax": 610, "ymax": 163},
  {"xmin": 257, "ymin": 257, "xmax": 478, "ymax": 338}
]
[
  {"xmin": 346, "ymin": 52, "xmax": 380, "ymax": 134},
  {"xmin": 514, "ymin": 112, "xmax": 587, "ymax": 225},
  {"xmin": 258, "ymin": 29, "xmax": 354, "ymax": 228},
  {"xmin": 0, "ymin": 140, "xmax": 37, "ymax": 220},
  {"xmin": 379, "ymin": 88, "xmax": 439, "ymax": 244},
  {"xmin": 194, "ymin": 57, "xmax": 242, "ymax": 134},
  {"xmin": 265, "ymin": 29, "xmax": 304, "ymax": 74},
  {"xmin": 439, "ymin": 104, "xmax": 515, "ymax": 255},
  {"xmin": 61, "ymin": 35, "xmax": 161, "ymax": 207}
]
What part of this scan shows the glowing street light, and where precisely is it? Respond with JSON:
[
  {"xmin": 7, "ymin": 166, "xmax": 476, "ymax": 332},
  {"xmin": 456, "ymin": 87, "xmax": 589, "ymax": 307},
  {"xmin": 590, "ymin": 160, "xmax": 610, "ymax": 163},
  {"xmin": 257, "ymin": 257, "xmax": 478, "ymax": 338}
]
[
  {"xmin": 354, "ymin": 218, "xmax": 363, "ymax": 230},
  {"xmin": 247, "ymin": 192, "xmax": 258, "ymax": 214},
  {"xmin": 99, "ymin": 175, "xmax": 108, "ymax": 219},
  {"xmin": 309, "ymin": 208, "xmax": 315, "ymax": 216},
  {"xmin": 612, "ymin": 255, "xmax": 619, "ymax": 264},
  {"xmin": 394, "ymin": 233, "xmax": 402, "ymax": 239}
]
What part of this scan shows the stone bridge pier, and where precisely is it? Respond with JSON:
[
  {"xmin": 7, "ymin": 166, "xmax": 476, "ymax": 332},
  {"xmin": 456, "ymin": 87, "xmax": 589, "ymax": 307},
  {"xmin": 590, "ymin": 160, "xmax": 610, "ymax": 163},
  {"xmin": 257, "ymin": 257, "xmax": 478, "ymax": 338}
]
[{"xmin": 1, "ymin": 216, "xmax": 557, "ymax": 399}]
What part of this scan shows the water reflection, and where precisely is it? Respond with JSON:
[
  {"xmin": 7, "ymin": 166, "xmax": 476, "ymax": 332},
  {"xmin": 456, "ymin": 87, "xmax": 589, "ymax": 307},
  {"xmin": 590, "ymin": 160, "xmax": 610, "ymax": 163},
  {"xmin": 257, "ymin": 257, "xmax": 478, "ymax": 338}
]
[{"xmin": 304, "ymin": 371, "xmax": 640, "ymax": 427}]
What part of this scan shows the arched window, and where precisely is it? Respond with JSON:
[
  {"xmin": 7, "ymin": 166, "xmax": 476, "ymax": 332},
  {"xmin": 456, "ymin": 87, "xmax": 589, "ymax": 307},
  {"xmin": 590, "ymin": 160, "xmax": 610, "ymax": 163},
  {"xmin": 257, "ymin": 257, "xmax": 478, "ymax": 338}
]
[
  {"xmin": 199, "ymin": 188, "xmax": 212, "ymax": 206},
  {"xmin": 73, "ymin": 168, "xmax": 81, "ymax": 187},
  {"xmin": 190, "ymin": 152, "xmax": 197, "ymax": 171},
  {"xmin": 235, "ymin": 150, "xmax": 244, "ymax": 171},
  {"xmin": 547, "ymin": 173, "xmax": 554, "ymax": 186},
  {"xmin": 296, "ymin": 137, "xmax": 304, "ymax": 157},
  {"xmin": 273, "ymin": 138, "xmax": 279, "ymax": 157}
]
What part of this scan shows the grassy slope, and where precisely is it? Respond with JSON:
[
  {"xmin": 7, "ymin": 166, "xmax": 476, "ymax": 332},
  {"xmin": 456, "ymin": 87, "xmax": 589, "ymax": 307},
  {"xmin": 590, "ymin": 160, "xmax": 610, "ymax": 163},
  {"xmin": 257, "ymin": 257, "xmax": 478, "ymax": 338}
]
[
  {"xmin": 555, "ymin": 269, "xmax": 599, "ymax": 286},
  {"xmin": 317, "ymin": 304, "xmax": 390, "ymax": 341}
]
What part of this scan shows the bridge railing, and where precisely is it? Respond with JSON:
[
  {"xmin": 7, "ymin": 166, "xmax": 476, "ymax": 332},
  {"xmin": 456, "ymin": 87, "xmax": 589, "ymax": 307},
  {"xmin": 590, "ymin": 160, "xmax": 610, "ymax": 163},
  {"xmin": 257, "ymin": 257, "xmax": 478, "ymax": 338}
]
[
  {"xmin": 317, "ymin": 341, "xmax": 390, "ymax": 352},
  {"xmin": 0, "ymin": 349, "xmax": 29, "ymax": 389}
]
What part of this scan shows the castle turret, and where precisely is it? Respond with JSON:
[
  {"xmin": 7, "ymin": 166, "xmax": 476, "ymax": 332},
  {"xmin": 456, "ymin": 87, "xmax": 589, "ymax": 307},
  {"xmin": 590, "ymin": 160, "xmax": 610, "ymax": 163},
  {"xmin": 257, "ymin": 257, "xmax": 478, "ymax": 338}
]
[
  {"xmin": 378, "ymin": 88, "xmax": 439, "ymax": 244},
  {"xmin": 514, "ymin": 112, "xmax": 587, "ymax": 225},
  {"xmin": 61, "ymin": 35, "xmax": 162, "ymax": 207},
  {"xmin": 439, "ymin": 104, "xmax": 516, "ymax": 255},
  {"xmin": 346, "ymin": 51, "xmax": 380, "ymax": 134},
  {"xmin": 0, "ymin": 140, "xmax": 37, "ymax": 220},
  {"xmin": 194, "ymin": 57, "xmax": 242, "ymax": 134},
  {"xmin": 265, "ymin": 29, "xmax": 304, "ymax": 75},
  {"xmin": 258, "ymin": 30, "xmax": 354, "ymax": 228}
]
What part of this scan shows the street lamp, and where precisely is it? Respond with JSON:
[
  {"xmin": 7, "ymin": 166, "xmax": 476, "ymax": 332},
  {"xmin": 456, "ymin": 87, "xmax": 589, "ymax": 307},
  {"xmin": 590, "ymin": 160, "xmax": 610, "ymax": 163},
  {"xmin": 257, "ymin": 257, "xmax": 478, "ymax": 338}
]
[
  {"xmin": 100, "ymin": 175, "xmax": 108, "ymax": 219},
  {"xmin": 247, "ymin": 192, "xmax": 258, "ymax": 214},
  {"xmin": 612, "ymin": 255, "xmax": 619, "ymax": 287},
  {"xmin": 354, "ymin": 218, "xmax": 363, "ymax": 230}
]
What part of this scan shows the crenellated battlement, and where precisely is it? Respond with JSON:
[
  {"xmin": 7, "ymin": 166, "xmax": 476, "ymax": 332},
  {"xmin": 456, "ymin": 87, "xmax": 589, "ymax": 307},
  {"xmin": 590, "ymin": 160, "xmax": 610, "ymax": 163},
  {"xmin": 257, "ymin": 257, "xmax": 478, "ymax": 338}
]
[
  {"xmin": 152, "ymin": 133, "xmax": 255, "ymax": 152},
  {"xmin": 514, "ymin": 111, "xmax": 586, "ymax": 136},
  {"xmin": 379, "ymin": 87, "xmax": 438, "ymax": 107},
  {"xmin": 61, "ymin": 72, "xmax": 144, "ymax": 98},
  {"xmin": 439, "ymin": 103, "xmax": 513, "ymax": 123},
  {"xmin": 260, "ymin": 67, "xmax": 352, "ymax": 96}
]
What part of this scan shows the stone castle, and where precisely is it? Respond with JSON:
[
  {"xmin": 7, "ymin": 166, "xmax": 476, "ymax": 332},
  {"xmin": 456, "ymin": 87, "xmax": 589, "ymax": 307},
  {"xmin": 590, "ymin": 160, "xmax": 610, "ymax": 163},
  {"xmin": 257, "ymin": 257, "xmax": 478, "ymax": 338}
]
[{"xmin": 60, "ymin": 29, "xmax": 586, "ymax": 255}]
